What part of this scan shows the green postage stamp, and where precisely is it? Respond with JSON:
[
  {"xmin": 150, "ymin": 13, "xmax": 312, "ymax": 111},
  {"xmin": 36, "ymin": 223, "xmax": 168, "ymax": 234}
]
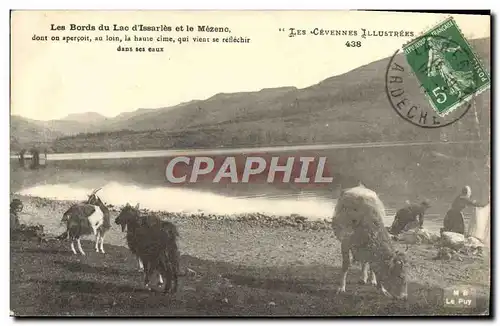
[{"xmin": 403, "ymin": 17, "xmax": 490, "ymax": 117}]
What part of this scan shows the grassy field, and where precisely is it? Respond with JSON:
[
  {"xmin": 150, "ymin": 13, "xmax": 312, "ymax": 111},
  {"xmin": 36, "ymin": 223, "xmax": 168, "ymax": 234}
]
[{"xmin": 10, "ymin": 196, "xmax": 491, "ymax": 317}]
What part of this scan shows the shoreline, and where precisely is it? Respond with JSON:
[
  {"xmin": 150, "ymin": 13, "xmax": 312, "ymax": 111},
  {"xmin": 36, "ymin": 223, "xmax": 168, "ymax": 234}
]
[
  {"xmin": 11, "ymin": 140, "xmax": 485, "ymax": 157},
  {"xmin": 15, "ymin": 193, "xmax": 335, "ymax": 230},
  {"xmin": 12, "ymin": 194, "xmax": 337, "ymax": 267},
  {"xmin": 10, "ymin": 194, "xmax": 491, "ymax": 316},
  {"xmin": 14, "ymin": 183, "xmax": 483, "ymax": 248}
]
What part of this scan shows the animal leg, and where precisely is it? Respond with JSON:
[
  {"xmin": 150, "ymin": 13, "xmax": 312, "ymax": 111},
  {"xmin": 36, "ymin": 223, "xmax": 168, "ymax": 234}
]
[
  {"xmin": 359, "ymin": 262, "xmax": 370, "ymax": 285},
  {"xmin": 169, "ymin": 260, "xmax": 178, "ymax": 293},
  {"xmin": 143, "ymin": 261, "xmax": 153, "ymax": 291},
  {"xmin": 95, "ymin": 233, "xmax": 100, "ymax": 252},
  {"xmin": 370, "ymin": 271, "xmax": 378, "ymax": 286},
  {"xmin": 70, "ymin": 240, "xmax": 77, "ymax": 255},
  {"xmin": 337, "ymin": 241, "xmax": 350, "ymax": 294},
  {"xmin": 137, "ymin": 257, "xmax": 144, "ymax": 271},
  {"xmin": 158, "ymin": 255, "xmax": 174, "ymax": 294},
  {"xmin": 145, "ymin": 258, "xmax": 165, "ymax": 289},
  {"xmin": 158, "ymin": 273, "xmax": 164, "ymax": 285},
  {"xmin": 172, "ymin": 250, "xmax": 180, "ymax": 291},
  {"xmin": 99, "ymin": 233, "xmax": 106, "ymax": 254},
  {"xmin": 77, "ymin": 238, "xmax": 86, "ymax": 255}
]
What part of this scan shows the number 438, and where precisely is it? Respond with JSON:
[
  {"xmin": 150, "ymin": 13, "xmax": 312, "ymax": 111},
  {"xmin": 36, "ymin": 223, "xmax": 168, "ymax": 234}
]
[{"xmin": 345, "ymin": 41, "xmax": 361, "ymax": 47}]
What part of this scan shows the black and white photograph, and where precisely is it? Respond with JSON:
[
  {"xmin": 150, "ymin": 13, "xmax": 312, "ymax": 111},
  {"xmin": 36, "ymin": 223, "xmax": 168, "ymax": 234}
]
[{"xmin": 9, "ymin": 9, "xmax": 491, "ymax": 317}]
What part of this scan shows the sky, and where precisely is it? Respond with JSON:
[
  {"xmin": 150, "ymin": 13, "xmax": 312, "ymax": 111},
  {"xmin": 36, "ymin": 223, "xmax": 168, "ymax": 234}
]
[{"xmin": 11, "ymin": 10, "xmax": 490, "ymax": 121}]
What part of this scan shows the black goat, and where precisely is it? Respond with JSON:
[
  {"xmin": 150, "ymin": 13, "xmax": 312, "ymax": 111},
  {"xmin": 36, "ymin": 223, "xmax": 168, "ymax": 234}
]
[{"xmin": 115, "ymin": 203, "xmax": 179, "ymax": 294}]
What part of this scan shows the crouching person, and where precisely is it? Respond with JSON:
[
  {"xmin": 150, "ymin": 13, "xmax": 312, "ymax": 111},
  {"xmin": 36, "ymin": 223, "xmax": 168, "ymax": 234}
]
[
  {"xmin": 332, "ymin": 185, "xmax": 408, "ymax": 300},
  {"xmin": 390, "ymin": 200, "xmax": 431, "ymax": 235}
]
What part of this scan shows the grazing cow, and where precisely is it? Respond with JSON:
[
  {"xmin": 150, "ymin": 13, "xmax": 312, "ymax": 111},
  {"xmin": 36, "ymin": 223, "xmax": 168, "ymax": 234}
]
[
  {"xmin": 332, "ymin": 185, "xmax": 408, "ymax": 300},
  {"xmin": 61, "ymin": 190, "xmax": 104, "ymax": 255},
  {"xmin": 86, "ymin": 188, "xmax": 111, "ymax": 253},
  {"xmin": 115, "ymin": 203, "xmax": 180, "ymax": 294}
]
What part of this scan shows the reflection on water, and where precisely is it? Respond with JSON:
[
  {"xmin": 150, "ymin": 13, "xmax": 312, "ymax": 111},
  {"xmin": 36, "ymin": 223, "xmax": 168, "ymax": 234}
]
[
  {"xmin": 15, "ymin": 179, "xmax": 450, "ymax": 234},
  {"xmin": 17, "ymin": 181, "xmax": 335, "ymax": 219},
  {"xmin": 10, "ymin": 142, "xmax": 488, "ymax": 234}
]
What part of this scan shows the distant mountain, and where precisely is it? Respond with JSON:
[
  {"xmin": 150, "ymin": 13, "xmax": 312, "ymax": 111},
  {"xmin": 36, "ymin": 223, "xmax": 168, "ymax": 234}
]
[
  {"xmin": 113, "ymin": 108, "xmax": 156, "ymax": 121},
  {"xmin": 10, "ymin": 115, "xmax": 64, "ymax": 152},
  {"xmin": 61, "ymin": 112, "xmax": 107, "ymax": 124},
  {"xmin": 100, "ymin": 103, "xmax": 194, "ymax": 131},
  {"xmin": 97, "ymin": 87, "xmax": 300, "ymax": 133},
  {"xmin": 11, "ymin": 37, "xmax": 490, "ymax": 153},
  {"xmin": 10, "ymin": 113, "xmax": 107, "ymax": 146}
]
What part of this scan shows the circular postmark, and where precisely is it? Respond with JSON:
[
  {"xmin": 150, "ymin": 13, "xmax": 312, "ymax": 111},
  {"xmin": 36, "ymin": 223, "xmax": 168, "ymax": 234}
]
[{"xmin": 385, "ymin": 34, "xmax": 480, "ymax": 128}]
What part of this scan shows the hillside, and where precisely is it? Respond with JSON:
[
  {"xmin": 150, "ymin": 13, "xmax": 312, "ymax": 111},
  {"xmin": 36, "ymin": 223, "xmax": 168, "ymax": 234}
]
[
  {"xmin": 10, "ymin": 37, "xmax": 490, "ymax": 153},
  {"xmin": 60, "ymin": 112, "xmax": 107, "ymax": 124},
  {"xmin": 10, "ymin": 114, "xmax": 107, "ymax": 151},
  {"xmin": 9, "ymin": 115, "xmax": 63, "ymax": 151}
]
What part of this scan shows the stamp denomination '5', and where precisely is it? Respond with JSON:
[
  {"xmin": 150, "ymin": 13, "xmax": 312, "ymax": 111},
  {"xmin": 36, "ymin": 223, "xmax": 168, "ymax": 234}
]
[{"xmin": 403, "ymin": 17, "xmax": 490, "ymax": 117}]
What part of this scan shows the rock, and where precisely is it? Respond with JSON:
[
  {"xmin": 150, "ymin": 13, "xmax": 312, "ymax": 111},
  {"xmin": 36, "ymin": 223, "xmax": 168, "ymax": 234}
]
[
  {"xmin": 465, "ymin": 236, "xmax": 485, "ymax": 249},
  {"xmin": 441, "ymin": 232, "xmax": 465, "ymax": 249},
  {"xmin": 434, "ymin": 247, "xmax": 457, "ymax": 260},
  {"xmin": 397, "ymin": 228, "xmax": 437, "ymax": 245},
  {"xmin": 429, "ymin": 233, "xmax": 440, "ymax": 243},
  {"xmin": 12, "ymin": 223, "xmax": 46, "ymax": 242},
  {"xmin": 458, "ymin": 242, "xmax": 486, "ymax": 258}
]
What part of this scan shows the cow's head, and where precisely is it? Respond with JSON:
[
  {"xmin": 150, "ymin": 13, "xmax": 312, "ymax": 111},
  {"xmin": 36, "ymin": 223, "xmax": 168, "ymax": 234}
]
[
  {"xmin": 115, "ymin": 203, "xmax": 140, "ymax": 232},
  {"xmin": 380, "ymin": 250, "xmax": 409, "ymax": 300}
]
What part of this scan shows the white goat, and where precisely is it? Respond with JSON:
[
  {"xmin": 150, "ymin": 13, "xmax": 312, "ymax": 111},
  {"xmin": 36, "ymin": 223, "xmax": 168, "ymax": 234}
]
[{"xmin": 61, "ymin": 201, "xmax": 104, "ymax": 256}]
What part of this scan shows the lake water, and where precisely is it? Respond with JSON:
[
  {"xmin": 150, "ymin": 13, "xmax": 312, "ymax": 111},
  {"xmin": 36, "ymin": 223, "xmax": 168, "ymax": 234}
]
[{"xmin": 10, "ymin": 142, "xmax": 488, "ymax": 233}]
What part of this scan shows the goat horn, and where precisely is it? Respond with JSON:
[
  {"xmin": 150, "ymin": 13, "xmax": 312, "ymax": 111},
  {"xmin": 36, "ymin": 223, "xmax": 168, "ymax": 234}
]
[
  {"xmin": 89, "ymin": 187, "xmax": 102, "ymax": 196},
  {"xmin": 405, "ymin": 244, "xmax": 409, "ymax": 252}
]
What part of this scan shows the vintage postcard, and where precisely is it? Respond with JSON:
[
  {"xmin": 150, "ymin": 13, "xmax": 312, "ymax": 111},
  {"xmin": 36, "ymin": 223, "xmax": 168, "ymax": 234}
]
[{"xmin": 10, "ymin": 10, "xmax": 491, "ymax": 317}]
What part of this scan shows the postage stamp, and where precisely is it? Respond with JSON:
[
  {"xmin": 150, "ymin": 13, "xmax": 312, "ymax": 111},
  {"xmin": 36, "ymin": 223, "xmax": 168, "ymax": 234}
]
[{"xmin": 402, "ymin": 17, "xmax": 491, "ymax": 117}]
